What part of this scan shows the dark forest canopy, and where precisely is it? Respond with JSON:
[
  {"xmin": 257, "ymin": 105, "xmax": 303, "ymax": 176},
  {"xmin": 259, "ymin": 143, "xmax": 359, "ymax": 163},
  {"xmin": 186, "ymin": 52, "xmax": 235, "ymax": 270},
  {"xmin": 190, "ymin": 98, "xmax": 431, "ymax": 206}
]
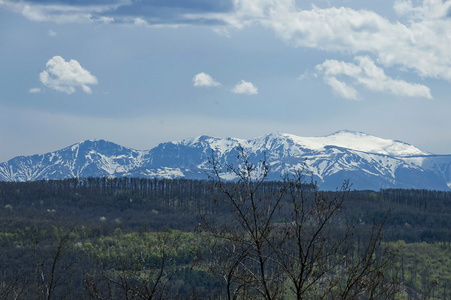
[
  {"xmin": 0, "ymin": 177, "xmax": 451, "ymax": 299},
  {"xmin": 1, "ymin": 177, "xmax": 451, "ymax": 240}
]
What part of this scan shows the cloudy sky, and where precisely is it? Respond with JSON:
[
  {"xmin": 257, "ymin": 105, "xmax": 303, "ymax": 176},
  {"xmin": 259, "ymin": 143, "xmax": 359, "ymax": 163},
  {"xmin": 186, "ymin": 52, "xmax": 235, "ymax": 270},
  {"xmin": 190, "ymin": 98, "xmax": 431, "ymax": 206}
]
[{"xmin": 1, "ymin": 0, "xmax": 450, "ymax": 161}]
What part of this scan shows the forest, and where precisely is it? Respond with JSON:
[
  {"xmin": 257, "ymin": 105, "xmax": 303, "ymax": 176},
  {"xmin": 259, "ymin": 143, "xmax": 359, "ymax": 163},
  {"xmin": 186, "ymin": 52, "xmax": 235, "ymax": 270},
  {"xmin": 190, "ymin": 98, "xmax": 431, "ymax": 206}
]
[{"xmin": 0, "ymin": 171, "xmax": 451, "ymax": 299}]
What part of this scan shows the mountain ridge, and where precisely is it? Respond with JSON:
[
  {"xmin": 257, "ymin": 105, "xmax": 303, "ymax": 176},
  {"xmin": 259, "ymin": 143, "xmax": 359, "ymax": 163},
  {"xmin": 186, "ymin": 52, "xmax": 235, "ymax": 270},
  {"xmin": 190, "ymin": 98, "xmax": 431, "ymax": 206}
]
[{"xmin": 1, "ymin": 131, "xmax": 450, "ymax": 190}]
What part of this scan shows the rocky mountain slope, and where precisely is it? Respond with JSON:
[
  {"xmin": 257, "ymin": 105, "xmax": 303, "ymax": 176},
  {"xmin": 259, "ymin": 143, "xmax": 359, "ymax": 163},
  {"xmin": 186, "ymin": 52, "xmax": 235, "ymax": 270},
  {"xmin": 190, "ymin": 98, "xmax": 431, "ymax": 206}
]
[{"xmin": 1, "ymin": 130, "xmax": 450, "ymax": 190}]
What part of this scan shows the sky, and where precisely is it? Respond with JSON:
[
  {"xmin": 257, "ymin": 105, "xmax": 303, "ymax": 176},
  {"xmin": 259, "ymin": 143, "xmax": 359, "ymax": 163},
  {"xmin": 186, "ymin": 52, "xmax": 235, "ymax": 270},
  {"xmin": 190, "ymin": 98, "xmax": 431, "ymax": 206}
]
[{"xmin": 1, "ymin": 0, "xmax": 451, "ymax": 161}]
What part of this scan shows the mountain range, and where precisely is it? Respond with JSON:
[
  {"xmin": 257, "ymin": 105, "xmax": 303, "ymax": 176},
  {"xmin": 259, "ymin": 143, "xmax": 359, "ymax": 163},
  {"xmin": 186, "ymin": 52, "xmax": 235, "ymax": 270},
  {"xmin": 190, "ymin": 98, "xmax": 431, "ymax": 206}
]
[{"xmin": 1, "ymin": 130, "xmax": 450, "ymax": 191}]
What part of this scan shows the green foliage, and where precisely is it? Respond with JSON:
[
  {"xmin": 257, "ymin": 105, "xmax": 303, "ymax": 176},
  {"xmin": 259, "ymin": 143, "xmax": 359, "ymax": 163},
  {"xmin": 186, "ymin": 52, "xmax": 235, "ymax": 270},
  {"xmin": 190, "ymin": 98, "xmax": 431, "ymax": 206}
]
[
  {"xmin": 0, "ymin": 178, "xmax": 450, "ymax": 298},
  {"xmin": 85, "ymin": 230, "xmax": 202, "ymax": 266},
  {"xmin": 389, "ymin": 241, "xmax": 451, "ymax": 299}
]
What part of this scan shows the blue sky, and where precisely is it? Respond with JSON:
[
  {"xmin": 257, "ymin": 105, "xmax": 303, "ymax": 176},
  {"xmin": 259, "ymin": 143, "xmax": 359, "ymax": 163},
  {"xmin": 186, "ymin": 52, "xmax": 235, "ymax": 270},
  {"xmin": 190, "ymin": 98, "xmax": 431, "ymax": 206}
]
[{"xmin": 1, "ymin": 0, "xmax": 450, "ymax": 161}]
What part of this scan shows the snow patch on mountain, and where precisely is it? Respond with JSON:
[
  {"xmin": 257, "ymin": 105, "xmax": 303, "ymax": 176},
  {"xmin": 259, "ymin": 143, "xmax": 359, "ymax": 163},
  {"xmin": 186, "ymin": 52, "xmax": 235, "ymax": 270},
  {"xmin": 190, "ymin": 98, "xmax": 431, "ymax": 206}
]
[
  {"xmin": 0, "ymin": 131, "xmax": 450, "ymax": 190},
  {"xmin": 175, "ymin": 135, "xmax": 246, "ymax": 156},
  {"xmin": 142, "ymin": 167, "xmax": 184, "ymax": 179},
  {"xmin": 281, "ymin": 130, "xmax": 427, "ymax": 156}
]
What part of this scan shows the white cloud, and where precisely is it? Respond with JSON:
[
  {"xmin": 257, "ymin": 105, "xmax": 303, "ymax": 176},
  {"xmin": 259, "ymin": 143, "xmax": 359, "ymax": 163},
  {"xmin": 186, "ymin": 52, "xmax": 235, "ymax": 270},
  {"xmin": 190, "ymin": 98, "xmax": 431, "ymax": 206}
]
[
  {"xmin": 231, "ymin": 80, "xmax": 258, "ymax": 95},
  {"xmin": 316, "ymin": 56, "xmax": 432, "ymax": 99},
  {"xmin": 39, "ymin": 56, "xmax": 98, "ymax": 94},
  {"xmin": 228, "ymin": 0, "xmax": 451, "ymax": 83},
  {"xmin": 29, "ymin": 87, "xmax": 41, "ymax": 94},
  {"xmin": 393, "ymin": 0, "xmax": 451, "ymax": 20},
  {"xmin": 98, "ymin": 16, "xmax": 114, "ymax": 24},
  {"xmin": 5, "ymin": 0, "xmax": 451, "ymax": 91},
  {"xmin": 0, "ymin": 0, "xmax": 122, "ymax": 23},
  {"xmin": 48, "ymin": 29, "xmax": 57, "ymax": 37},
  {"xmin": 193, "ymin": 72, "xmax": 221, "ymax": 87},
  {"xmin": 324, "ymin": 76, "xmax": 358, "ymax": 100},
  {"xmin": 134, "ymin": 17, "xmax": 148, "ymax": 26}
]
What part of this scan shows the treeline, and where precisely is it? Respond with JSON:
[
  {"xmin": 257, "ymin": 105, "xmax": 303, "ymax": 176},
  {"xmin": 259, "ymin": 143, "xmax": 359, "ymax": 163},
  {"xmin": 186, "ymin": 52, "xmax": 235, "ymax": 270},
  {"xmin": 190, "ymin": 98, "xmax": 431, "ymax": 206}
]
[
  {"xmin": 0, "ymin": 178, "xmax": 451, "ymax": 298},
  {"xmin": 1, "ymin": 178, "xmax": 451, "ymax": 242}
]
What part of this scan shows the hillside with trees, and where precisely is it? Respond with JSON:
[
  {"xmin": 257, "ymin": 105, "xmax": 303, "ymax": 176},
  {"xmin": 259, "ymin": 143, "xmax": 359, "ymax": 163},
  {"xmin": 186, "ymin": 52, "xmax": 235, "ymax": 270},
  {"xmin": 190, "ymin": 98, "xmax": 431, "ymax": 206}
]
[{"xmin": 0, "ymin": 169, "xmax": 451, "ymax": 298}]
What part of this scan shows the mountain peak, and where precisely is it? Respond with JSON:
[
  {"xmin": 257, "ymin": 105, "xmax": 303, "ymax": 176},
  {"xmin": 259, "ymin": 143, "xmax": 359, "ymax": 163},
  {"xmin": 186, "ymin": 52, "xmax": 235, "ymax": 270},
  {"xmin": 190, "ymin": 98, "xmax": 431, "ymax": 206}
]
[
  {"xmin": 173, "ymin": 135, "xmax": 246, "ymax": 155},
  {"xmin": 327, "ymin": 130, "xmax": 369, "ymax": 137},
  {"xmin": 271, "ymin": 131, "xmax": 427, "ymax": 156},
  {"xmin": 325, "ymin": 130, "xmax": 427, "ymax": 156},
  {"xmin": 66, "ymin": 139, "xmax": 118, "ymax": 149},
  {"xmin": 1, "ymin": 131, "xmax": 448, "ymax": 190}
]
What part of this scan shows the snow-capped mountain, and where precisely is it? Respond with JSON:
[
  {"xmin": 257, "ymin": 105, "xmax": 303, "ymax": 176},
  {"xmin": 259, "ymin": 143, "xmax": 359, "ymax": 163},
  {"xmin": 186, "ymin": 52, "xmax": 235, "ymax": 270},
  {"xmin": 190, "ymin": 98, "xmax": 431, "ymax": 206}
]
[
  {"xmin": 1, "ymin": 130, "xmax": 450, "ymax": 190},
  {"xmin": 0, "ymin": 140, "xmax": 149, "ymax": 181}
]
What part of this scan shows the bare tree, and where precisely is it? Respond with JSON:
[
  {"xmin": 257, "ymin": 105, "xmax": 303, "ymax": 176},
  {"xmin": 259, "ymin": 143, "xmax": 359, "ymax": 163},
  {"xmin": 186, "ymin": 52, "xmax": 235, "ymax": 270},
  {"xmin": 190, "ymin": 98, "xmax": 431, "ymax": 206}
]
[
  {"xmin": 0, "ymin": 272, "xmax": 30, "ymax": 300},
  {"xmin": 35, "ymin": 226, "xmax": 79, "ymax": 300},
  {"xmin": 199, "ymin": 147, "xmax": 400, "ymax": 299}
]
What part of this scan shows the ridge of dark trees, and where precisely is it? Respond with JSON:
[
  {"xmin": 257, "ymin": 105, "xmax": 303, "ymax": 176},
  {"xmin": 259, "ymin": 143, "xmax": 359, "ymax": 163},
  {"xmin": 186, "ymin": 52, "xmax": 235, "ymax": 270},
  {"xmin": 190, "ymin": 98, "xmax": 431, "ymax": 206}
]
[{"xmin": 0, "ymin": 177, "xmax": 450, "ymax": 242}]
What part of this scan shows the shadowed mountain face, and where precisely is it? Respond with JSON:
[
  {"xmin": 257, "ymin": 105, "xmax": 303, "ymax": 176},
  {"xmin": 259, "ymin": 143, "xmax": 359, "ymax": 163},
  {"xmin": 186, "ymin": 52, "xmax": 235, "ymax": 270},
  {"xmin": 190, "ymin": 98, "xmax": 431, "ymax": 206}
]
[{"xmin": 1, "ymin": 131, "xmax": 450, "ymax": 190}]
